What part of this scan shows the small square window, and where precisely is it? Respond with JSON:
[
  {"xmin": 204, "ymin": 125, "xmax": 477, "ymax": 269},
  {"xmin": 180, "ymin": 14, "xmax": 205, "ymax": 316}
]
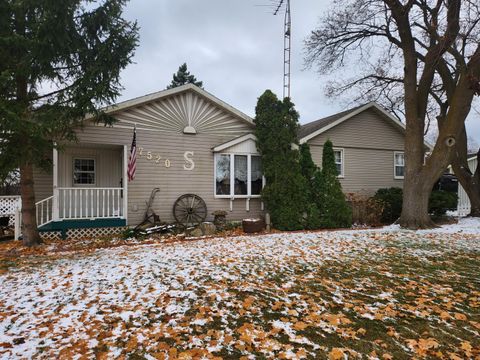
[{"xmin": 73, "ymin": 158, "xmax": 96, "ymax": 185}]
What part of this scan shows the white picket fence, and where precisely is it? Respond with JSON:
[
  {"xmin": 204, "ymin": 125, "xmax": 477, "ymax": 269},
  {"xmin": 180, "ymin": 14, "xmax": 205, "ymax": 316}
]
[{"xmin": 457, "ymin": 157, "xmax": 478, "ymax": 216}]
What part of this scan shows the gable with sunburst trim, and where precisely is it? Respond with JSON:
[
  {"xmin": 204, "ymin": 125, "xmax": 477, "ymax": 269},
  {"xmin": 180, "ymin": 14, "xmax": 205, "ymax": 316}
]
[{"xmin": 112, "ymin": 90, "xmax": 253, "ymax": 137}]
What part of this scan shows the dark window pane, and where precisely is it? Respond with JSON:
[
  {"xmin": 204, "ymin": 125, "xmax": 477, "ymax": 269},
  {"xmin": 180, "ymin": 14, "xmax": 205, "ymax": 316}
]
[
  {"xmin": 73, "ymin": 159, "xmax": 95, "ymax": 185},
  {"xmin": 251, "ymin": 156, "xmax": 262, "ymax": 195},
  {"xmin": 395, "ymin": 166, "xmax": 404, "ymax": 177}
]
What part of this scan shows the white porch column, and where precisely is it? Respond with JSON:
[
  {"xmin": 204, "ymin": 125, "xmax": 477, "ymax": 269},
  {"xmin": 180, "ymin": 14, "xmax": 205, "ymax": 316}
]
[
  {"xmin": 52, "ymin": 147, "xmax": 59, "ymax": 220},
  {"xmin": 123, "ymin": 145, "xmax": 128, "ymax": 223}
]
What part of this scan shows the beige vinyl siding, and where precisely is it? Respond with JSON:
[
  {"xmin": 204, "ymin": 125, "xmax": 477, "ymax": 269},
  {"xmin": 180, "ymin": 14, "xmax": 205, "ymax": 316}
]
[
  {"xmin": 33, "ymin": 167, "xmax": 53, "ymax": 201},
  {"xmin": 74, "ymin": 126, "xmax": 261, "ymax": 225},
  {"xmin": 58, "ymin": 146, "xmax": 122, "ymax": 188},
  {"xmin": 310, "ymin": 147, "xmax": 403, "ymax": 193},
  {"xmin": 307, "ymin": 108, "xmax": 405, "ymax": 194},
  {"xmin": 307, "ymin": 108, "xmax": 404, "ymax": 150},
  {"xmin": 32, "ymin": 89, "xmax": 262, "ymax": 226}
]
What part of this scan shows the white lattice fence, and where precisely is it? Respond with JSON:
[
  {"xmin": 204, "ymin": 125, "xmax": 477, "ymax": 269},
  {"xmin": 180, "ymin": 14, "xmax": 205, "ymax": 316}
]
[
  {"xmin": 40, "ymin": 231, "xmax": 62, "ymax": 241},
  {"xmin": 66, "ymin": 226, "xmax": 127, "ymax": 240},
  {"xmin": 0, "ymin": 196, "xmax": 21, "ymax": 226}
]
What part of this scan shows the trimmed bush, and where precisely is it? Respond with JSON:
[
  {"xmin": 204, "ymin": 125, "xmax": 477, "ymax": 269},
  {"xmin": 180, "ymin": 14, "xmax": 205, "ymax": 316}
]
[
  {"xmin": 254, "ymin": 91, "xmax": 308, "ymax": 230},
  {"xmin": 299, "ymin": 143, "xmax": 323, "ymax": 229},
  {"xmin": 374, "ymin": 187, "xmax": 458, "ymax": 223},
  {"xmin": 318, "ymin": 140, "xmax": 352, "ymax": 228},
  {"xmin": 374, "ymin": 187, "xmax": 403, "ymax": 224},
  {"xmin": 429, "ymin": 190, "xmax": 458, "ymax": 218}
]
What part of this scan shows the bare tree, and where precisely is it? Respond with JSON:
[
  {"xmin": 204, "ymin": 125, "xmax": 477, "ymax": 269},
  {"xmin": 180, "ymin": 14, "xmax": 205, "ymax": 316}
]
[{"xmin": 305, "ymin": 0, "xmax": 480, "ymax": 227}]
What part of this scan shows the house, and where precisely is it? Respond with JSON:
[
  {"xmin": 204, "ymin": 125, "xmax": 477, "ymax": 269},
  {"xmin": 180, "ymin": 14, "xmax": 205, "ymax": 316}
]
[
  {"xmin": 27, "ymin": 87, "xmax": 413, "ymax": 239},
  {"xmin": 30, "ymin": 84, "xmax": 264, "ymax": 239},
  {"xmin": 299, "ymin": 102, "xmax": 408, "ymax": 195}
]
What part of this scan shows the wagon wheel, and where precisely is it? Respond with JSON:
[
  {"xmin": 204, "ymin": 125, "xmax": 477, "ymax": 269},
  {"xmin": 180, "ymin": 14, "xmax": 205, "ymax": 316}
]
[{"xmin": 173, "ymin": 194, "xmax": 207, "ymax": 225}]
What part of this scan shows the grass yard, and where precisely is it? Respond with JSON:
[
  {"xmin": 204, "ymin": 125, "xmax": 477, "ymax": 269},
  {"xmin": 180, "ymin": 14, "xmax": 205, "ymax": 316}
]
[{"xmin": 0, "ymin": 220, "xmax": 479, "ymax": 359}]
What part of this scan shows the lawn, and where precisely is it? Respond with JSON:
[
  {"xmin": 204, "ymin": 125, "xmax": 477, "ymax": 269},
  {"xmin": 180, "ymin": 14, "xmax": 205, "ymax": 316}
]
[{"xmin": 0, "ymin": 219, "xmax": 479, "ymax": 359}]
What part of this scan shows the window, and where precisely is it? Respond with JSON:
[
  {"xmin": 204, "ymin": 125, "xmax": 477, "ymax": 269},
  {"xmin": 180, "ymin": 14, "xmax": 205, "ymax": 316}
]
[
  {"xmin": 250, "ymin": 156, "xmax": 263, "ymax": 195},
  {"xmin": 73, "ymin": 158, "xmax": 95, "ymax": 185},
  {"xmin": 334, "ymin": 149, "xmax": 344, "ymax": 177},
  {"xmin": 394, "ymin": 152, "xmax": 405, "ymax": 179},
  {"xmin": 215, "ymin": 154, "xmax": 230, "ymax": 195},
  {"xmin": 215, "ymin": 154, "xmax": 263, "ymax": 197},
  {"xmin": 234, "ymin": 155, "xmax": 248, "ymax": 195}
]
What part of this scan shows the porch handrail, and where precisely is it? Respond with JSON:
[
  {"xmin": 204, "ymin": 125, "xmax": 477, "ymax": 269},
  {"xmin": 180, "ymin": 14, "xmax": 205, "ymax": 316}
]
[
  {"xmin": 36, "ymin": 195, "xmax": 54, "ymax": 227},
  {"xmin": 57, "ymin": 187, "xmax": 123, "ymax": 190},
  {"xmin": 57, "ymin": 187, "xmax": 124, "ymax": 220}
]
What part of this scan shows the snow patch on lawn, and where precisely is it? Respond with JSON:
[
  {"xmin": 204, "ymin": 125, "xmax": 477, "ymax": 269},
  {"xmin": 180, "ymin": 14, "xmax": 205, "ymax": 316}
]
[{"xmin": 0, "ymin": 219, "xmax": 479, "ymax": 358}]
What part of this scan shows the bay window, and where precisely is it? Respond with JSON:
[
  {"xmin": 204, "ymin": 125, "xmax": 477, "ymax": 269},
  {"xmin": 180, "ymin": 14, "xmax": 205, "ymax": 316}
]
[{"xmin": 215, "ymin": 154, "xmax": 263, "ymax": 197}]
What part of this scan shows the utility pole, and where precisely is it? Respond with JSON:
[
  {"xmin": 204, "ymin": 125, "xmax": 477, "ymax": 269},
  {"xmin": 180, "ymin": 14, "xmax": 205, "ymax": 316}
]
[{"xmin": 274, "ymin": 0, "xmax": 291, "ymax": 99}]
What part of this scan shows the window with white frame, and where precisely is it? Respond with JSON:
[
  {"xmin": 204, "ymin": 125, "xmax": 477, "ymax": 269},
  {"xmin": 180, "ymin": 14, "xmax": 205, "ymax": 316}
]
[
  {"xmin": 394, "ymin": 152, "xmax": 405, "ymax": 178},
  {"xmin": 73, "ymin": 158, "xmax": 96, "ymax": 185},
  {"xmin": 215, "ymin": 154, "xmax": 262, "ymax": 197},
  {"xmin": 333, "ymin": 149, "xmax": 344, "ymax": 177}
]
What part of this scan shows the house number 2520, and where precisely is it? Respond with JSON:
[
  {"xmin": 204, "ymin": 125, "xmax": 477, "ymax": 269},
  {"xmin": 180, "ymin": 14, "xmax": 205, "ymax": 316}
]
[{"xmin": 137, "ymin": 148, "xmax": 195, "ymax": 171}]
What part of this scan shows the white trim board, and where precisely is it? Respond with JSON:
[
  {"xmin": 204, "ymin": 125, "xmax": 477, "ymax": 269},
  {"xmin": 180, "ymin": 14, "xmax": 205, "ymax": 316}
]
[{"xmin": 212, "ymin": 133, "xmax": 257, "ymax": 153}]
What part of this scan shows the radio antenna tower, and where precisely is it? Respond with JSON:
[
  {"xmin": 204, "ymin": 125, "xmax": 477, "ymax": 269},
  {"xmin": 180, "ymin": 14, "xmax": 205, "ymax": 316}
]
[{"xmin": 273, "ymin": 0, "xmax": 291, "ymax": 99}]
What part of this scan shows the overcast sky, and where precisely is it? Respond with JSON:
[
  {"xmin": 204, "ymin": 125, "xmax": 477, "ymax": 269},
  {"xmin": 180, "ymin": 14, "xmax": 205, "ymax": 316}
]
[{"xmin": 119, "ymin": 0, "xmax": 480, "ymax": 141}]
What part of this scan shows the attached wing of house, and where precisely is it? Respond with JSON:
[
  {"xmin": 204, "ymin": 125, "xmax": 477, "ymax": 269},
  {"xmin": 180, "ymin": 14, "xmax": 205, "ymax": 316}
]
[{"xmin": 298, "ymin": 102, "xmax": 411, "ymax": 195}]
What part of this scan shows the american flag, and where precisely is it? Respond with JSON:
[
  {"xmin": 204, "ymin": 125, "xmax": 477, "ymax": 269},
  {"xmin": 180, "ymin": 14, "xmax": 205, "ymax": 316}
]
[{"xmin": 127, "ymin": 126, "xmax": 137, "ymax": 181}]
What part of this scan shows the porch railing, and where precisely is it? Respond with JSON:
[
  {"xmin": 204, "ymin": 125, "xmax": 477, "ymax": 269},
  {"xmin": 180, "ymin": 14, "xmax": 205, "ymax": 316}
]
[
  {"xmin": 58, "ymin": 187, "xmax": 124, "ymax": 220},
  {"xmin": 36, "ymin": 196, "xmax": 54, "ymax": 227}
]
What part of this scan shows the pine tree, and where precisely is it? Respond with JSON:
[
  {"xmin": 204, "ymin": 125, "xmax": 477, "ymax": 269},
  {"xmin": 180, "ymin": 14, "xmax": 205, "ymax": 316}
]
[
  {"xmin": 319, "ymin": 140, "xmax": 352, "ymax": 228},
  {"xmin": 0, "ymin": 0, "xmax": 138, "ymax": 246},
  {"xmin": 254, "ymin": 91, "xmax": 307, "ymax": 230},
  {"xmin": 167, "ymin": 63, "xmax": 203, "ymax": 89}
]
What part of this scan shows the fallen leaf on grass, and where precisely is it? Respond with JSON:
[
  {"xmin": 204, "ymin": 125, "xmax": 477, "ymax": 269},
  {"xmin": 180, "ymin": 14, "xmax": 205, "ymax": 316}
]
[{"xmin": 329, "ymin": 348, "xmax": 345, "ymax": 360}]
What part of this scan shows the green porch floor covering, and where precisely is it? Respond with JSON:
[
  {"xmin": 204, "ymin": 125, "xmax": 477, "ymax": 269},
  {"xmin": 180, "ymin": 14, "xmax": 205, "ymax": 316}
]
[{"xmin": 39, "ymin": 218, "xmax": 126, "ymax": 237}]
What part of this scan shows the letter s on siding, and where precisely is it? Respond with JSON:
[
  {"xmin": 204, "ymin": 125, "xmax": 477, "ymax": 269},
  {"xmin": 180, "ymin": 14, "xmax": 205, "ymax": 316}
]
[{"xmin": 183, "ymin": 151, "xmax": 195, "ymax": 171}]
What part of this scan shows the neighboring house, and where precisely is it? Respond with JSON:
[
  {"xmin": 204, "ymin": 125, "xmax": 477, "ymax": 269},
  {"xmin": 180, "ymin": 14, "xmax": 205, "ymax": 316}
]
[
  {"xmin": 299, "ymin": 102, "xmax": 409, "ymax": 195},
  {"xmin": 456, "ymin": 156, "xmax": 478, "ymax": 216},
  {"xmin": 30, "ymin": 84, "xmax": 263, "ymax": 239},
  {"xmin": 25, "ymin": 88, "xmax": 420, "ymax": 239}
]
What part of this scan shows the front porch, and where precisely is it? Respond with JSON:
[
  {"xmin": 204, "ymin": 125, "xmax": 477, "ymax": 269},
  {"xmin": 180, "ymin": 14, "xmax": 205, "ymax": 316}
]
[{"xmin": 30, "ymin": 143, "xmax": 129, "ymax": 239}]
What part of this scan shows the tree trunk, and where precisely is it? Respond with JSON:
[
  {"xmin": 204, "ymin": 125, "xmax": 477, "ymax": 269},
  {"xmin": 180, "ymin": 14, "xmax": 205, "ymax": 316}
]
[
  {"xmin": 451, "ymin": 149, "xmax": 480, "ymax": 217},
  {"xmin": 400, "ymin": 175, "xmax": 437, "ymax": 229},
  {"xmin": 20, "ymin": 163, "xmax": 42, "ymax": 247},
  {"xmin": 458, "ymin": 175, "xmax": 480, "ymax": 217}
]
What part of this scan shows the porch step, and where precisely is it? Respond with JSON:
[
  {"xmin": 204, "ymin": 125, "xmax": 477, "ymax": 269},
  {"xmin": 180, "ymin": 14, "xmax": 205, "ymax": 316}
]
[{"xmin": 39, "ymin": 218, "xmax": 127, "ymax": 239}]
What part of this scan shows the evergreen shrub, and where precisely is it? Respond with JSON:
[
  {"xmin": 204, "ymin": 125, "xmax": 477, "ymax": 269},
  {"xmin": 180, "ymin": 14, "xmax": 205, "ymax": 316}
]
[
  {"xmin": 374, "ymin": 187, "xmax": 403, "ymax": 224},
  {"xmin": 254, "ymin": 91, "xmax": 308, "ymax": 230},
  {"xmin": 429, "ymin": 190, "xmax": 458, "ymax": 217},
  {"xmin": 318, "ymin": 140, "xmax": 352, "ymax": 228}
]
